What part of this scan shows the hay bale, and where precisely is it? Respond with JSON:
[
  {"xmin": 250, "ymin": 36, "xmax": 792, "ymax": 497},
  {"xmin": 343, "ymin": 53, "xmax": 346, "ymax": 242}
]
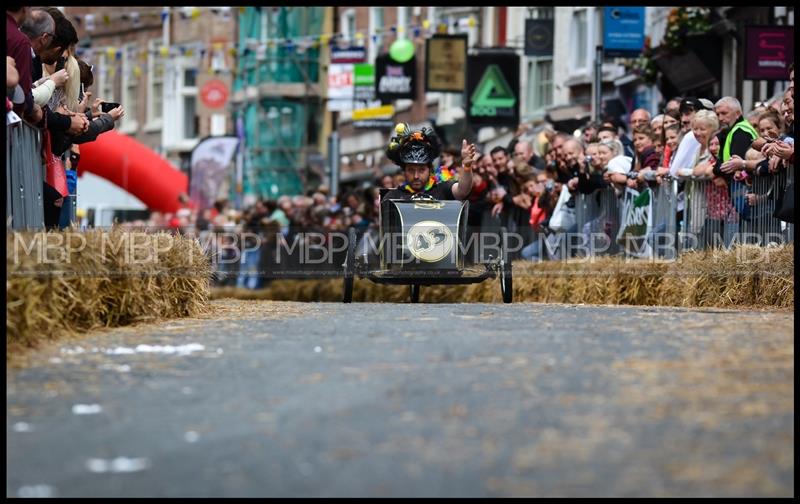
[
  {"xmin": 7, "ymin": 228, "xmax": 211, "ymax": 356},
  {"xmin": 212, "ymin": 245, "xmax": 792, "ymax": 310}
]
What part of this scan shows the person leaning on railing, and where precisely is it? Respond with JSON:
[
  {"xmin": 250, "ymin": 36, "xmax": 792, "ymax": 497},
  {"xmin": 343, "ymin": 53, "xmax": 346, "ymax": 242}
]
[
  {"xmin": 572, "ymin": 142, "xmax": 609, "ymax": 195},
  {"xmin": 31, "ymin": 66, "xmax": 68, "ymax": 107},
  {"xmin": 713, "ymin": 97, "xmax": 759, "ymax": 180},
  {"xmin": 689, "ymin": 110, "xmax": 720, "ymax": 175},
  {"xmin": 758, "ymin": 89, "xmax": 794, "ymax": 223},
  {"xmin": 760, "ymin": 88, "xmax": 794, "ymax": 170},
  {"xmin": 599, "ymin": 139, "xmax": 632, "ymax": 197},
  {"xmin": 7, "ymin": 6, "xmax": 45, "ymax": 124},
  {"xmin": 630, "ymin": 125, "xmax": 661, "ymax": 189}
]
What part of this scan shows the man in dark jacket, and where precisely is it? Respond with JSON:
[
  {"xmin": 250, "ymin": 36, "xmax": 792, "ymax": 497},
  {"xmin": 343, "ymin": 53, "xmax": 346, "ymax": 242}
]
[
  {"xmin": 21, "ymin": 9, "xmax": 88, "ymax": 143},
  {"xmin": 713, "ymin": 96, "xmax": 759, "ymax": 224},
  {"xmin": 6, "ymin": 6, "xmax": 42, "ymax": 121}
]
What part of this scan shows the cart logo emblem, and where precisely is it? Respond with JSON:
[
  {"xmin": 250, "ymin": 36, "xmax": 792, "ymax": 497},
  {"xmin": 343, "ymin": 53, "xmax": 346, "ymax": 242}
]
[
  {"xmin": 413, "ymin": 201, "xmax": 444, "ymax": 209},
  {"xmin": 406, "ymin": 220, "xmax": 454, "ymax": 262}
]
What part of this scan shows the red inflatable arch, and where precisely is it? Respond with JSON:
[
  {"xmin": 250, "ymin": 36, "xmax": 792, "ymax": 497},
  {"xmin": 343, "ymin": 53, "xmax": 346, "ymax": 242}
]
[{"xmin": 77, "ymin": 130, "xmax": 188, "ymax": 214}]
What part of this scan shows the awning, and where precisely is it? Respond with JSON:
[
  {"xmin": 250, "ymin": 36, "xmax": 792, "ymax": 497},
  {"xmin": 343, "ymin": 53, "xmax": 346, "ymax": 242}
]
[
  {"xmin": 545, "ymin": 103, "xmax": 591, "ymax": 123},
  {"xmin": 614, "ymin": 73, "xmax": 640, "ymax": 87},
  {"xmin": 339, "ymin": 165, "xmax": 399, "ymax": 184}
]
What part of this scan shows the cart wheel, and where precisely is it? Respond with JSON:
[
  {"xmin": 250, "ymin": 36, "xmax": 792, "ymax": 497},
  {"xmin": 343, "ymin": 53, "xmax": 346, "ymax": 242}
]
[
  {"xmin": 343, "ymin": 227, "xmax": 356, "ymax": 303},
  {"xmin": 500, "ymin": 227, "xmax": 513, "ymax": 303},
  {"xmin": 410, "ymin": 284, "xmax": 420, "ymax": 303},
  {"xmin": 500, "ymin": 259, "xmax": 513, "ymax": 303}
]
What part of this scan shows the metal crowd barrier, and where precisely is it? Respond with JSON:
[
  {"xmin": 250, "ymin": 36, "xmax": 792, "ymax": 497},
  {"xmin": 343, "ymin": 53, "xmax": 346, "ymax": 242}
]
[
  {"xmin": 682, "ymin": 165, "xmax": 793, "ymax": 251},
  {"xmin": 574, "ymin": 180, "xmax": 679, "ymax": 258},
  {"xmin": 682, "ymin": 177, "xmax": 738, "ymax": 250},
  {"xmin": 568, "ymin": 175, "xmax": 799, "ymax": 258},
  {"xmin": 575, "ymin": 186, "xmax": 622, "ymax": 256},
  {"xmin": 649, "ymin": 178, "xmax": 679, "ymax": 259},
  {"xmin": 6, "ymin": 118, "xmax": 44, "ymax": 230}
]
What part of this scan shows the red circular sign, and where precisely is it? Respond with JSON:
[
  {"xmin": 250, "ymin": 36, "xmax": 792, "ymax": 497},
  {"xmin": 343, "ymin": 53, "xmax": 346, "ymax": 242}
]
[{"xmin": 200, "ymin": 79, "xmax": 229, "ymax": 109}]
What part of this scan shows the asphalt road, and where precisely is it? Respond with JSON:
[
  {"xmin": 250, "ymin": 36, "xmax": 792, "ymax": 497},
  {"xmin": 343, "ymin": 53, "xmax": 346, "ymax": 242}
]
[{"xmin": 6, "ymin": 301, "xmax": 794, "ymax": 497}]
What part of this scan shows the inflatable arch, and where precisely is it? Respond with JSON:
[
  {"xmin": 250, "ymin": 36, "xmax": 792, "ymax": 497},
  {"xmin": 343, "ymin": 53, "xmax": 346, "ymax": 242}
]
[{"xmin": 77, "ymin": 130, "xmax": 188, "ymax": 214}]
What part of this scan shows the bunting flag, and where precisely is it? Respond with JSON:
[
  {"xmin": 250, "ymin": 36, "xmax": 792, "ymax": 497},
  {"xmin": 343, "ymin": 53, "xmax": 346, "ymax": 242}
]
[
  {"xmin": 71, "ymin": 8, "xmax": 480, "ymax": 80},
  {"xmin": 70, "ymin": 7, "xmax": 473, "ymax": 46}
]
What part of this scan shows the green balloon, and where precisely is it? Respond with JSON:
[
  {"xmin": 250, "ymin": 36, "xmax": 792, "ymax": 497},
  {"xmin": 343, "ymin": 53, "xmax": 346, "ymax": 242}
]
[{"xmin": 389, "ymin": 38, "xmax": 415, "ymax": 63}]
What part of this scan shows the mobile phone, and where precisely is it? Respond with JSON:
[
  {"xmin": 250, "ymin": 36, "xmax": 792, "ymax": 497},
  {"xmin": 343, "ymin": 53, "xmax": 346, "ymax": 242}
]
[{"xmin": 100, "ymin": 102, "xmax": 120, "ymax": 113}]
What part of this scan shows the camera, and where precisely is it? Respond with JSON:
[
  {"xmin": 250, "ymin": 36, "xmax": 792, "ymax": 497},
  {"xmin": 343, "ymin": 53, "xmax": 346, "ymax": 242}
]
[
  {"xmin": 544, "ymin": 180, "xmax": 555, "ymax": 192},
  {"xmin": 100, "ymin": 102, "xmax": 121, "ymax": 113}
]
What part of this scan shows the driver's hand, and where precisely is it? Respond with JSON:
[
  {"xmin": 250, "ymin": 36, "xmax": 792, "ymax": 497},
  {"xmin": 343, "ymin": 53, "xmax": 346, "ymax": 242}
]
[{"xmin": 461, "ymin": 139, "xmax": 479, "ymax": 171}]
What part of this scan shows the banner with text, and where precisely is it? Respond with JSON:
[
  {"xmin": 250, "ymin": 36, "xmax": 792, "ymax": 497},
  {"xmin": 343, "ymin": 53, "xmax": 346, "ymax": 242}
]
[
  {"xmin": 744, "ymin": 26, "xmax": 794, "ymax": 80},
  {"xmin": 603, "ymin": 7, "xmax": 645, "ymax": 58},
  {"xmin": 375, "ymin": 53, "xmax": 417, "ymax": 102},
  {"xmin": 327, "ymin": 63, "xmax": 354, "ymax": 112},
  {"xmin": 616, "ymin": 187, "xmax": 653, "ymax": 258}
]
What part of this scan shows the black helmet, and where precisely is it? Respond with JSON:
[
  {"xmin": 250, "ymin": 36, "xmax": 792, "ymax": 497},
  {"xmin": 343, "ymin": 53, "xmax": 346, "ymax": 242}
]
[{"xmin": 386, "ymin": 123, "xmax": 441, "ymax": 167}]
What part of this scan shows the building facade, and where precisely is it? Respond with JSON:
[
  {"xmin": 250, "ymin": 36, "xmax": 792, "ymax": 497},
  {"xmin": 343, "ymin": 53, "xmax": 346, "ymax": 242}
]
[
  {"xmin": 231, "ymin": 6, "xmax": 327, "ymax": 200},
  {"xmin": 63, "ymin": 6, "xmax": 794, "ymax": 205},
  {"xmin": 64, "ymin": 6, "xmax": 237, "ymax": 171}
]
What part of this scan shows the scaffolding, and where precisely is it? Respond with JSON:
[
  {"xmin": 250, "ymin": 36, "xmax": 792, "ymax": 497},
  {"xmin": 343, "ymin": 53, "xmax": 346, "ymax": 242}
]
[{"xmin": 233, "ymin": 7, "xmax": 325, "ymax": 200}]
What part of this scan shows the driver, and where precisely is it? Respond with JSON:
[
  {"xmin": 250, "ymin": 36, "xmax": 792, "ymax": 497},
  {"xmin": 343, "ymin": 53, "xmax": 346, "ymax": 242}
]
[{"xmin": 382, "ymin": 123, "xmax": 478, "ymax": 201}]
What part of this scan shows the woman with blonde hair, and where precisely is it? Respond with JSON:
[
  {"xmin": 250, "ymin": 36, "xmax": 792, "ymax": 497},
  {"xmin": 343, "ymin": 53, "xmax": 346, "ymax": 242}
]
[
  {"xmin": 40, "ymin": 7, "xmax": 82, "ymax": 112},
  {"xmin": 688, "ymin": 109, "xmax": 720, "ymax": 178}
]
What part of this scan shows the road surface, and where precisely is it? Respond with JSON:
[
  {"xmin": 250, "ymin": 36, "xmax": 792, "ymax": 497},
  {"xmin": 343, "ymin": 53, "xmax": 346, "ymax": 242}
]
[{"xmin": 6, "ymin": 301, "xmax": 794, "ymax": 497}]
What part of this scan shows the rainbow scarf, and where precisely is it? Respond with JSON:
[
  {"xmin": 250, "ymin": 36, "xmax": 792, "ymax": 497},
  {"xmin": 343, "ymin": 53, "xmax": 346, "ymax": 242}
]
[
  {"xmin": 435, "ymin": 165, "xmax": 457, "ymax": 183},
  {"xmin": 402, "ymin": 175, "xmax": 436, "ymax": 194}
]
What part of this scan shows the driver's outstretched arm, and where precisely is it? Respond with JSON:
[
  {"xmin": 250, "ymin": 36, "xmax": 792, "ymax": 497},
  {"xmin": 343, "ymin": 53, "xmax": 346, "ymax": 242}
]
[{"xmin": 453, "ymin": 139, "xmax": 477, "ymax": 200}]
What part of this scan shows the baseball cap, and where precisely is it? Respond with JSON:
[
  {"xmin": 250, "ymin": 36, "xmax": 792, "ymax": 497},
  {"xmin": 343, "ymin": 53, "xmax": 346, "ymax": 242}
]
[
  {"xmin": 679, "ymin": 97, "xmax": 714, "ymax": 114},
  {"xmin": 606, "ymin": 155, "xmax": 632, "ymax": 175},
  {"xmin": 697, "ymin": 98, "xmax": 715, "ymax": 110}
]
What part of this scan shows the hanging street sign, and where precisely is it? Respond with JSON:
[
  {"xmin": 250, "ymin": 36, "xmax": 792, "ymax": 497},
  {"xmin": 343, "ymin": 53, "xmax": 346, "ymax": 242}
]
[
  {"xmin": 425, "ymin": 34, "xmax": 467, "ymax": 93},
  {"xmin": 603, "ymin": 7, "xmax": 645, "ymax": 57},
  {"xmin": 466, "ymin": 50, "xmax": 520, "ymax": 128}
]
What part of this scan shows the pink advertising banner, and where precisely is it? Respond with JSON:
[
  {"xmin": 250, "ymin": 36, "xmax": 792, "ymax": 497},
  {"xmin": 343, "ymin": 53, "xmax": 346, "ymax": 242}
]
[{"xmin": 744, "ymin": 26, "xmax": 794, "ymax": 81}]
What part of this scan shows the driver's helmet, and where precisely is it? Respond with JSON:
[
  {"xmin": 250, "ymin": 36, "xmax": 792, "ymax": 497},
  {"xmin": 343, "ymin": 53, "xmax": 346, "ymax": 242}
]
[{"xmin": 386, "ymin": 123, "xmax": 441, "ymax": 167}]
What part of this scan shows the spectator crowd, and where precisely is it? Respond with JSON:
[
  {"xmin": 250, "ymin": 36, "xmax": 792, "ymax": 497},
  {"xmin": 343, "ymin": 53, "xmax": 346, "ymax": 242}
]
[
  {"xmin": 7, "ymin": 5, "xmax": 125, "ymax": 228},
  {"xmin": 8, "ymin": 5, "xmax": 793, "ymax": 289},
  {"xmin": 128, "ymin": 64, "xmax": 793, "ymax": 288}
]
